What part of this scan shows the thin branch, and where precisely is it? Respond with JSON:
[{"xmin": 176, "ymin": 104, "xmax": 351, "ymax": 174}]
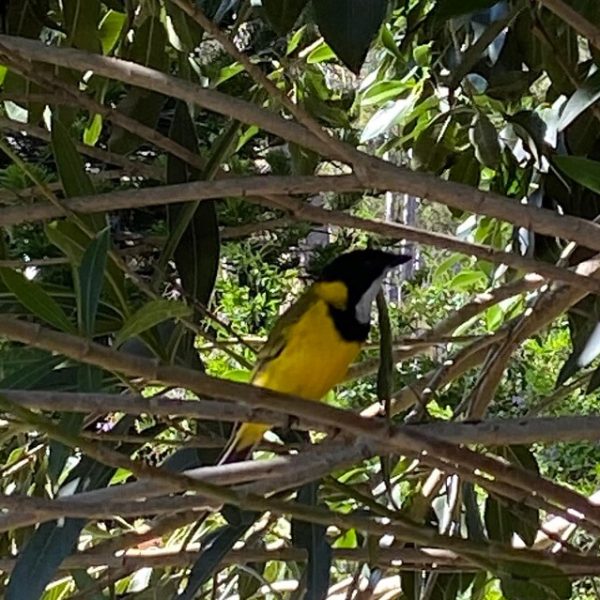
[
  {"xmin": 221, "ymin": 217, "xmax": 295, "ymax": 239},
  {"xmin": 1, "ymin": 35, "xmax": 600, "ymax": 254},
  {"xmin": 1, "ymin": 55, "xmax": 208, "ymax": 173},
  {"xmin": 7, "ymin": 390, "xmax": 600, "ymax": 446},
  {"xmin": 0, "ymin": 176, "xmax": 597, "ymax": 293},
  {"xmin": 353, "ymin": 274, "xmax": 544, "ymax": 385},
  {"xmin": 539, "ymin": 0, "xmax": 600, "ymax": 51},
  {"xmin": 0, "ymin": 441, "xmax": 367, "ymax": 531},
  {"xmin": 0, "ymin": 257, "xmax": 69, "ymax": 268},
  {"xmin": 0, "ymin": 117, "xmax": 160, "ymax": 179}
]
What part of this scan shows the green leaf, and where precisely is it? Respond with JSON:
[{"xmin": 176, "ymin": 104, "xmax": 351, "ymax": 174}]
[
  {"xmin": 108, "ymin": 17, "xmax": 167, "ymax": 154},
  {"xmin": 45, "ymin": 221, "xmax": 126, "ymax": 315},
  {"xmin": 499, "ymin": 562, "xmax": 571, "ymax": 600},
  {"xmin": 62, "ymin": 0, "xmax": 101, "ymax": 52},
  {"xmin": 314, "ymin": 0, "xmax": 387, "ymax": 73},
  {"xmin": 559, "ymin": 69, "xmax": 600, "ymax": 131},
  {"xmin": 51, "ymin": 117, "xmax": 95, "ymax": 198},
  {"xmin": 0, "ymin": 268, "xmax": 75, "ymax": 333},
  {"xmin": 485, "ymin": 446, "xmax": 539, "ymax": 547},
  {"xmin": 291, "ymin": 483, "xmax": 332, "ymax": 600},
  {"xmin": 376, "ymin": 291, "xmax": 393, "ymax": 403},
  {"xmin": 49, "ymin": 364, "xmax": 102, "ymax": 483},
  {"xmin": 83, "ymin": 113, "xmax": 103, "ymax": 146},
  {"xmin": 448, "ymin": 270, "xmax": 487, "ymax": 290},
  {"xmin": 470, "ymin": 113, "xmax": 501, "ymax": 169},
  {"xmin": 306, "ymin": 41, "xmax": 336, "ymax": 64},
  {"xmin": 262, "ymin": 0, "xmax": 309, "ymax": 34},
  {"xmin": 0, "ymin": 354, "xmax": 64, "ymax": 390},
  {"xmin": 78, "ymin": 228, "xmax": 110, "ymax": 336},
  {"xmin": 552, "ymin": 155, "xmax": 600, "ymax": 195},
  {"xmin": 178, "ymin": 507, "xmax": 258, "ymax": 599},
  {"xmin": 361, "ymin": 92, "xmax": 418, "ymax": 142},
  {"xmin": 164, "ymin": 102, "xmax": 221, "ymax": 312},
  {"xmin": 164, "ymin": 0, "xmax": 204, "ymax": 52},
  {"xmin": 361, "ymin": 80, "xmax": 410, "ymax": 107},
  {"xmin": 98, "ymin": 9, "xmax": 126, "ymax": 54},
  {"xmin": 432, "ymin": 253, "xmax": 465, "ymax": 283},
  {"xmin": 114, "ymin": 299, "xmax": 192, "ymax": 347}
]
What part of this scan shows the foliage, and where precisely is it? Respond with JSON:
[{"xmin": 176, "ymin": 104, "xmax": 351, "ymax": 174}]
[{"xmin": 0, "ymin": 0, "xmax": 599, "ymax": 598}]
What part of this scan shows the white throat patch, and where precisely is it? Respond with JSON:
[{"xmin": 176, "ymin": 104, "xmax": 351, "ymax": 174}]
[{"xmin": 355, "ymin": 273, "xmax": 386, "ymax": 324}]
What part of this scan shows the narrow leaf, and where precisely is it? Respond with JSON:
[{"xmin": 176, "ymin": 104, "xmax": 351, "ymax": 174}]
[
  {"xmin": 78, "ymin": 228, "xmax": 110, "ymax": 336},
  {"xmin": 51, "ymin": 117, "xmax": 95, "ymax": 198},
  {"xmin": 98, "ymin": 9, "xmax": 126, "ymax": 54},
  {"xmin": 114, "ymin": 299, "xmax": 192, "ymax": 347},
  {"xmin": 559, "ymin": 69, "xmax": 600, "ymax": 131},
  {"xmin": 291, "ymin": 483, "xmax": 332, "ymax": 600},
  {"xmin": 0, "ymin": 268, "xmax": 75, "ymax": 333},
  {"xmin": 553, "ymin": 155, "xmax": 600, "ymax": 195},
  {"xmin": 177, "ymin": 508, "xmax": 257, "ymax": 600},
  {"xmin": 470, "ymin": 113, "xmax": 501, "ymax": 169}
]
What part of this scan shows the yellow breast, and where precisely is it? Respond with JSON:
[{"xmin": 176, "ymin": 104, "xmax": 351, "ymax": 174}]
[{"xmin": 252, "ymin": 298, "xmax": 361, "ymax": 400}]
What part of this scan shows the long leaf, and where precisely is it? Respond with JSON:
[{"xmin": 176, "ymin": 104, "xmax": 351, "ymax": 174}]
[
  {"xmin": 78, "ymin": 228, "xmax": 110, "ymax": 336},
  {"xmin": 291, "ymin": 482, "xmax": 332, "ymax": 600},
  {"xmin": 7, "ymin": 416, "xmax": 137, "ymax": 599},
  {"xmin": 0, "ymin": 268, "xmax": 75, "ymax": 333},
  {"xmin": 159, "ymin": 101, "xmax": 223, "ymax": 308},
  {"xmin": 176, "ymin": 507, "xmax": 258, "ymax": 600},
  {"xmin": 46, "ymin": 221, "xmax": 127, "ymax": 317},
  {"xmin": 114, "ymin": 298, "xmax": 192, "ymax": 347},
  {"xmin": 262, "ymin": 0, "xmax": 309, "ymax": 34},
  {"xmin": 552, "ymin": 155, "xmax": 600, "ymax": 195},
  {"xmin": 559, "ymin": 69, "xmax": 600, "ymax": 131}
]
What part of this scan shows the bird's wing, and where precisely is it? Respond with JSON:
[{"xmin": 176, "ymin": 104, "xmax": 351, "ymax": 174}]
[{"xmin": 250, "ymin": 286, "xmax": 317, "ymax": 381}]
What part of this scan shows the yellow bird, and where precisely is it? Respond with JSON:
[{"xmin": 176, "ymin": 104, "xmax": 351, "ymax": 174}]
[{"xmin": 221, "ymin": 249, "xmax": 411, "ymax": 463}]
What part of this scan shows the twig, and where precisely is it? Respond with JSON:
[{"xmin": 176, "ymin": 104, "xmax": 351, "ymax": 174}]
[
  {"xmin": 539, "ymin": 0, "xmax": 600, "ymax": 51},
  {"xmin": 0, "ymin": 117, "xmax": 160, "ymax": 179}
]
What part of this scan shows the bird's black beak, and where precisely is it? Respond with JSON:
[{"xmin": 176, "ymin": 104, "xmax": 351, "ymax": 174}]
[{"xmin": 386, "ymin": 253, "xmax": 412, "ymax": 268}]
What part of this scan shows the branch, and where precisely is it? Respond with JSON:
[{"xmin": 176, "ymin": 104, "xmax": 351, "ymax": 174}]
[
  {"xmin": 1, "ymin": 545, "xmax": 600, "ymax": 577},
  {"xmin": 0, "ymin": 117, "xmax": 160, "ymax": 179},
  {"xmin": 540, "ymin": 0, "xmax": 600, "ymax": 51},
  {"xmin": 1, "ymin": 56, "xmax": 206, "ymax": 174},
  {"xmin": 3, "ymin": 317, "xmax": 600, "ymax": 539},
  {"xmin": 0, "ymin": 176, "xmax": 597, "ymax": 293},
  {"xmin": 7, "ymin": 390, "xmax": 600, "ymax": 446},
  {"xmin": 1, "ymin": 35, "xmax": 600, "ymax": 254},
  {"xmin": 0, "ymin": 440, "xmax": 367, "ymax": 531}
]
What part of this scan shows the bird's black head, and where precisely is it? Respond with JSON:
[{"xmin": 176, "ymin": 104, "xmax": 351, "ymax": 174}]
[{"xmin": 319, "ymin": 249, "xmax": 411, "ymax": 341}]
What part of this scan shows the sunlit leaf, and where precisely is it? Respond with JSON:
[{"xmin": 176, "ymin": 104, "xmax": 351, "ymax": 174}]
[
  {"xmin": 114, "ymin": 299, "xmax": 192, "ymax": 347},
  {"xmin": 559, "ymin": 69, "xmax": 600, "ymax": 131},
  {"xmin": 0, "ymin": 268, "xmax": 75, "ymax": 333}
]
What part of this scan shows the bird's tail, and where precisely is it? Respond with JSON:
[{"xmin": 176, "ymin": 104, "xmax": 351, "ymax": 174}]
[{"xmin": 218, "ymin": 422, "xmax": 269, "ymax": 464}]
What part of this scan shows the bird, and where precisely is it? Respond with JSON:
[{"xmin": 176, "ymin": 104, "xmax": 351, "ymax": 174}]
[{"xmin": 220, "ymin": 248, "xmax": 411, "ymax": 464}]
